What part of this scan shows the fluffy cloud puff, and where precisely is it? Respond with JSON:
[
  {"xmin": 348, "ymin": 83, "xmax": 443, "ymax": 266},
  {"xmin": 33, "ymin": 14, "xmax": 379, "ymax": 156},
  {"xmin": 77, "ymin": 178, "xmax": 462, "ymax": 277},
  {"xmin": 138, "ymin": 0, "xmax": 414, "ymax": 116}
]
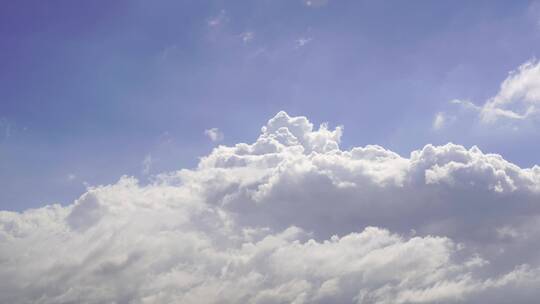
[
  {"xmin": 441, "ymin": 59, "xmax": 540, "ymax": 129},
  {"xmin": 480, "ymin": 59, "xmax": 540, "ymax": 123},
  {"xmin": 2, "ymin": 111, "xmax": 540, "ymax": 303}
]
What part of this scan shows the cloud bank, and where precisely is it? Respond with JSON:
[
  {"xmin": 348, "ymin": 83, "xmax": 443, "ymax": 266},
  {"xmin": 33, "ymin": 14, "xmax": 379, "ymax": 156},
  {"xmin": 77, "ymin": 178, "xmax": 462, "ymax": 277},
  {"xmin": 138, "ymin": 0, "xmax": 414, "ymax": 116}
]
[{"xmin": 2, "ymin": 111, "xmax": 540, "ymax": 303}]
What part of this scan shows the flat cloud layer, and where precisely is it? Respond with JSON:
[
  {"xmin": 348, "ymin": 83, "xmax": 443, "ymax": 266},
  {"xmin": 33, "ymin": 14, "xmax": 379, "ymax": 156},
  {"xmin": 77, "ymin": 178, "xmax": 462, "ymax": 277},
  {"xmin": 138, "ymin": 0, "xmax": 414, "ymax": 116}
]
[{"xmin": 2, "ymin": 111, "xmax": 540, "ymax": 303}]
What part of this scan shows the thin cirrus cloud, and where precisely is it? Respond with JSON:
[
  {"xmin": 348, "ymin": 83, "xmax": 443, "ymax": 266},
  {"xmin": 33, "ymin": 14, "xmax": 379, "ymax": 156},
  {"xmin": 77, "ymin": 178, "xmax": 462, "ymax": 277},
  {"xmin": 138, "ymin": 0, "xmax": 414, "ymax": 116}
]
[{"xmin": 2, "ymin": 112, "xmax": 540, "ymax": 303}]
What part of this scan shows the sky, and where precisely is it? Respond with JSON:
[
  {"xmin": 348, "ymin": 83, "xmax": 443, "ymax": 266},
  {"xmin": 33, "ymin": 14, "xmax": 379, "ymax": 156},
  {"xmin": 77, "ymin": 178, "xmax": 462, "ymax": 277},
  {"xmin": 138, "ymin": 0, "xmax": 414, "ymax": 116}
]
[
  {"xmin": 1, "ymin": 0, "xmax": 540, "ymax": 211},
  {"xmin": 2, "ymin": 1, "xmax": 540, "ymax": 303}
]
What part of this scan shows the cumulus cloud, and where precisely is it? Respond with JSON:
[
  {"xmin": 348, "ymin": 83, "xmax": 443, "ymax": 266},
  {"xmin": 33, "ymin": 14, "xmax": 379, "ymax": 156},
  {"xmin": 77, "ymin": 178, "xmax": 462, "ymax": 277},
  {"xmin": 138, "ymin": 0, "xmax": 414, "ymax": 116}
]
[
  {"xmin": 451, "ymin": 59, "xmax": 540, "ymax": 124},
  {"xmin": 205, "ymin": 127, "xmax": 224, "ymax": 142},
  {"xmin": 480, "ymin": 59, "xmax": 540, "ymax": 123},
  {"xmin": 2, "ymin": 111, "xmax": 540, "ymax": 303}
]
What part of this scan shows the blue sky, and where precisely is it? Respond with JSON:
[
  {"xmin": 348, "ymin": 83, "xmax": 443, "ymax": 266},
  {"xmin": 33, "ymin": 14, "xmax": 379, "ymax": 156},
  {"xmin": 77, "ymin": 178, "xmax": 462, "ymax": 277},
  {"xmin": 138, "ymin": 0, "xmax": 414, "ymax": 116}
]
[
  {"xmin": 6, "ymin": 2, "xmax": 540, "ymax": 302},
  {"xmin": 1, "ymin": 0, "xmax": 540, "ymax": 211}
]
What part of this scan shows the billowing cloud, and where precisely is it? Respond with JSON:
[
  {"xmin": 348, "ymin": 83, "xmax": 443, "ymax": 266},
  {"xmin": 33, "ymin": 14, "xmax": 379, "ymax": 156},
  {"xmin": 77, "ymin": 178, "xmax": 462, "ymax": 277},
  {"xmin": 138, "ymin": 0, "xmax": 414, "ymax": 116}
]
[
  {"xmin": 450, "ymin": 59, "xmax": 540, "ymax": 124},
  {"xmin": 481, "ymin": 59, "xmax": 540, "ymax": 123},
  {"xmin": 2, "ymin": 111, "xmax": 540, "ymax": 303}
]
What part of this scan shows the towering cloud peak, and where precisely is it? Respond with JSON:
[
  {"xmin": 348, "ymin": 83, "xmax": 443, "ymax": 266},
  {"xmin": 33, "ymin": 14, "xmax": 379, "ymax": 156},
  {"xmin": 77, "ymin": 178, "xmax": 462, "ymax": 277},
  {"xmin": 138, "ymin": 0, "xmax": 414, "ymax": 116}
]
[{"xmin": 261, "ymin": 111, "xmax": 343, "ymax": 153}]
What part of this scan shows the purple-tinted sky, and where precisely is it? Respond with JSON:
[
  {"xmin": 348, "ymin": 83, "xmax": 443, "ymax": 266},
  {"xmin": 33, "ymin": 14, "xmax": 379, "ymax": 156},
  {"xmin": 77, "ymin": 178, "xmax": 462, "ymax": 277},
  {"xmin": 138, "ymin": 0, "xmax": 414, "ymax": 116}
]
[
  {"xmin": 1, "ymin": 0, "xmax": 540, "ymax": 210},
  {"xmin": 5, "ymin": 2, "xmax": 540, "ymax": 302}
]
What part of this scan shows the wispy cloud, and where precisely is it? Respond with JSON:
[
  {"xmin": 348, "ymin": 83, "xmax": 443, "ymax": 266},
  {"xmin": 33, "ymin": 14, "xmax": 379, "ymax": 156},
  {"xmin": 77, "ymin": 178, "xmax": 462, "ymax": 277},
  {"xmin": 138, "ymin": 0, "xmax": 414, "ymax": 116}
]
[
  {"xmin": 239, "ymin": 31, "xmax": 255, "ymax": 43},
  {"xmin": 204, "ymin": 128, "xmax": 224, "ymax": 142},
  {"xmin": 450, "ymin": 98, "xmax": 481, "ymax": 111},
  {"xmin": 295, "ymin": 37, "xmax": 312, "ymax": 48},
  {"xmin": 207, "ymin": 10, "xmax": 228, "ymax": 28},
  {"xmin": 303, "ymin": 0, "xmax": 329, "ymax": 8},
  {"xmin": 432, "ymin": 112, "xmax": 446, "ymax": 130},
  {"xmin": 142, "ymin": 154, "xmax": 153, "ymax": 175}
]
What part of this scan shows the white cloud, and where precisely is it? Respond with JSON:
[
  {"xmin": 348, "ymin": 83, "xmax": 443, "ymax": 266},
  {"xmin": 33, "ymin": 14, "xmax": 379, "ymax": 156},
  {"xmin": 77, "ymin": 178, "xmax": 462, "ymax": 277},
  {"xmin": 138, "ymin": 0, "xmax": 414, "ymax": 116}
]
[
  {"xmin": 432, "ymin": 112, "xmax": 456, "ymax": 131},
  {"xmin": 240, "ymin": 31, "xmax": 254, "ymax": 43},
  {"xmin": 452, "ymin": 59, "xmax": 540, "ymax": 124},
  {"xmin": 67, "ymin": 174, "xmax": 76, "ymax": 181},
  {"xmin": 432, "ymin": 112, "xmax": 446, "ymax": 130},
  {"xmin": 205, "ymin": 127, "xmax": 224, "ymax": 142},
  {"xmin": 3, "ymin": 112, "xmax": 540, "ymax": 303},
  {"xmin": 295, "ymin": 37, "xmax": 313, "ymax": 48},
  {"xmin": 207, "ymin": 10, "xmax": 228, "ymax": 28},
  {"xmin": 450, "ymin": 98, "xmax": 481, "ymax": 111},
  {"xmin": 481, "ymin": 59, "xmax": 540, "ymax": 123},
  {"xmin": 303, "ymin": 0, "xmax": 329, "ymax": 8}
]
